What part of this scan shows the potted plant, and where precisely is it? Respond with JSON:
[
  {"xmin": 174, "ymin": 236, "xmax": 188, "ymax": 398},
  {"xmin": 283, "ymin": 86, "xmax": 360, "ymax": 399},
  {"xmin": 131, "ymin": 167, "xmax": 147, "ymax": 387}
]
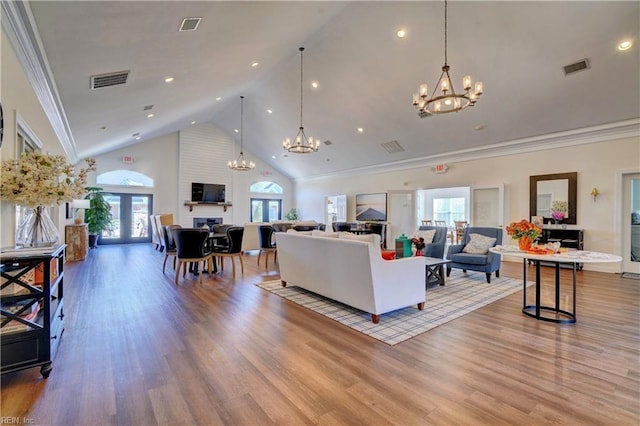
[
  {"xmin": 285, "ymin": 208, "xmax": 298, "ymax": 221},
  {"xmin": 84, "ymin": 186, "xmax": 113, "ymax": 248}
]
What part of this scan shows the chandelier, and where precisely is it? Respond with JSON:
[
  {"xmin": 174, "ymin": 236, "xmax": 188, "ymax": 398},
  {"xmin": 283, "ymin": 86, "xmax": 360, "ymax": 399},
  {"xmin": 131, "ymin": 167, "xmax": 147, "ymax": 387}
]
[
  {"xmin": 412, "ymin": 0, "xmax": 483, "ymax": 116},
  {"xmin": 228, "ymin": 95, "xmax": 255, "ymax": 171},
  {"xmin": 283, "ymin": 47, "xmax": 319, "ymax": 154}
]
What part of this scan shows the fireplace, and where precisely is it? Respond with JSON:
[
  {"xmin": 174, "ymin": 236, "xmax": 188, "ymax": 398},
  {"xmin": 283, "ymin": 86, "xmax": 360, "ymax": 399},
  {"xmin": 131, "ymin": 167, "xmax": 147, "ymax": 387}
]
[{"xmin": 193, "ymin": 217, "xmax": 223, "ymax": 231}]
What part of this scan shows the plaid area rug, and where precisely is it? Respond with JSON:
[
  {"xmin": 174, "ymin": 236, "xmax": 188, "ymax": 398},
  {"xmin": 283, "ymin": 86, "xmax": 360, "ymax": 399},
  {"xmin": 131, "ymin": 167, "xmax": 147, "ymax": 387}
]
[{"xmin": 257, "ymin": 273, "xmax": 531, "ymax": 345}]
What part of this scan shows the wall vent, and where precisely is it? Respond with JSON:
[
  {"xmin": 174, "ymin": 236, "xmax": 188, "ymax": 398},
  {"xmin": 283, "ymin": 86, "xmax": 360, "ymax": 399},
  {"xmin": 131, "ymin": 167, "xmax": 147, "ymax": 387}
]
[
  {"xmin": 563, "ymin": 59, "xmax": 590, "ymax": 76},
  {"xmin": 381, "ymin": 140, "xmax": 405, "ymax": 153},
  {"xmin": 91, "ymin": 71, "xmax": 129, "ymax": 89},
  {"xmin": 323, "ymin": 140, "xmax": 333, "ymax": 146},
  {"xmin": 180, "ymin": 17, "xmax": 201, "ymax": 31}
]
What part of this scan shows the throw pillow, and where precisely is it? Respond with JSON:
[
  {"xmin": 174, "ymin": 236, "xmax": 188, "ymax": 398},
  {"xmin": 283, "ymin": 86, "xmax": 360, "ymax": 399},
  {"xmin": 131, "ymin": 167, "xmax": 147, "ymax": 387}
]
[
  {"xmin": 462, "ymin": 233, "xmax": 497, "ymax": 254},
  {"xmin": 413, "ymin": 229, "xmax": 436, "ymax": 244}
]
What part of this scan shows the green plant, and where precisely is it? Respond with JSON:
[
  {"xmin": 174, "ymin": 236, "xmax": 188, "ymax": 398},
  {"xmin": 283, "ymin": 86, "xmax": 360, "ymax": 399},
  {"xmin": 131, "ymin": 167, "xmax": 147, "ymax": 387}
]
[
  {"xmin": 285, "ymin": 208, "xmax": 298, "ymax": 221},
  {"xmin": 84, "ymin": 187, "xmax": 113, "ymax": 236}
]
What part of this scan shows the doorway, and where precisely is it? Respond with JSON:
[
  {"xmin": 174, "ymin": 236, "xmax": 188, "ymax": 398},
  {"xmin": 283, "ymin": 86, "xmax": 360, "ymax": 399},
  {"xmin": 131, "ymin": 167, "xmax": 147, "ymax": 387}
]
[
  {"xmin": 251, "ymin": 198, "xmax": 282, "ymax": 222},
  {"xmin": 99, "ymin": 193, "xmax": 153, "ymax": 245},
  {"xmin": 621, "ymin": 172, "xmax": 640, "ymax": 274}
]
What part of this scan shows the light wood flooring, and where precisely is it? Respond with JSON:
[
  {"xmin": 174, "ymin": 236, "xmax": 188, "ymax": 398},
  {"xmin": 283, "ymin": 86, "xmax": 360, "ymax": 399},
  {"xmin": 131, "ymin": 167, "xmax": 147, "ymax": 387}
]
[{"xmin": 1, "ymin": 244, "xmax": 638, "ymax": 425}]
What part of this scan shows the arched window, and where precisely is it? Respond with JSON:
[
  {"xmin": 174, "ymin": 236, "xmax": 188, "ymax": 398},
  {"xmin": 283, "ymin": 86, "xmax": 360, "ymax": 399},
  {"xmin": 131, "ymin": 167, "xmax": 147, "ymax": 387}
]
[
  {"xmin": 249, "ymin": 181, "xmax": 283, "ymax": 194},
  {"xmin": 97, "ymin": 170, "xmax": 154, "ymax": 187}
]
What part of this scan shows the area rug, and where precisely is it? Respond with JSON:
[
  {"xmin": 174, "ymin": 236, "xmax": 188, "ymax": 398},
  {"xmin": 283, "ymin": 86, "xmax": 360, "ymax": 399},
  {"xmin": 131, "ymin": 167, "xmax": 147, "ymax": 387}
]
[
  {"xmin": 256, "ymin": 273, "xmax": 531, "ymax": 345},
  {"xmin": 621, "ymin": 272, "xmax": 640, "ymax": 280}
]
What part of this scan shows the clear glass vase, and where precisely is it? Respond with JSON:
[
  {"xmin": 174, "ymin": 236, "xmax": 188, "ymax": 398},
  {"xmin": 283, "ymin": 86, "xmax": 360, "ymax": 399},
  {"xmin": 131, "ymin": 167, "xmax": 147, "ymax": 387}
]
[{"xmin": 16, "ymin": 206, "xmax": 60, "ymax": 248}]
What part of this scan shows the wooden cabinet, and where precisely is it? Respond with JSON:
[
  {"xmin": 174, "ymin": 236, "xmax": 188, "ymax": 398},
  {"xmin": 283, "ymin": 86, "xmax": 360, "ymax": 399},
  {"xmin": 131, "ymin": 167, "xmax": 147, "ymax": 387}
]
[
  {"xmin": 65, "ymin": 224, "xmax": 88, "ymax": 261},
  {"xmin": 0, "ymin": 245, "xmax": 65, "ymax": 378}
]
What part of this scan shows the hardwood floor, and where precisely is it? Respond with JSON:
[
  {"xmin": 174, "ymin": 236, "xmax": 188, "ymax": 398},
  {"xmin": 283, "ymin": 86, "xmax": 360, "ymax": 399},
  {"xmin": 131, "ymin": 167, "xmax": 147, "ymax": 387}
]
[{"xmin": 1, "ymin": 244, "xmax": 638, "ymax": 425}]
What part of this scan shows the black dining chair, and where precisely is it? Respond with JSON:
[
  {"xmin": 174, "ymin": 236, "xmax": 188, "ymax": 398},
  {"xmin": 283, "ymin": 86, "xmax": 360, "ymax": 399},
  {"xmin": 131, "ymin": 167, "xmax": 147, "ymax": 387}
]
[
  {"xmin": 172, "ymin": 228, "xmax": 213, "ymax": 284},
  {"xmin": 161, "ymin": 224, "xmax": 182, "ymax": 273},
  {"xmin": 333, "ymin": 222, "xmax": 352, "ymax": 232},
  {"xmin": 257, "ymin": 225, "xmax": 277, "ymax": 269},
  {"xmin": 212, "ymin": 226, "xmax": 245, "ymax": 278}
]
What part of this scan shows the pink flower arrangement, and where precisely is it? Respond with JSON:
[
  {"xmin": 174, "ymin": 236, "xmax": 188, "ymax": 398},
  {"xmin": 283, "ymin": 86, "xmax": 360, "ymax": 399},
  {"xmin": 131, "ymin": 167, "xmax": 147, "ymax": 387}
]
[{"xmin": 551, "ymin": 211, "xmax": 565, "ymax": 221}]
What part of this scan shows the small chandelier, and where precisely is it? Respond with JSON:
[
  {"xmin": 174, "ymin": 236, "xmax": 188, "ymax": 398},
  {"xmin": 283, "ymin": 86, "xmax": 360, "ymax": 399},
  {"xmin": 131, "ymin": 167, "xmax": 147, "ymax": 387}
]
[
  {"xmin": 412, "ymin": 0, "xmax": 483, "ymax": 116},
  {"xmin": 283, "ymin": 47, "xmax": 320, "ymax": 154},
  {"xmin": 228, "ymin": 95, "xmax": 255, "ymax": 171}
]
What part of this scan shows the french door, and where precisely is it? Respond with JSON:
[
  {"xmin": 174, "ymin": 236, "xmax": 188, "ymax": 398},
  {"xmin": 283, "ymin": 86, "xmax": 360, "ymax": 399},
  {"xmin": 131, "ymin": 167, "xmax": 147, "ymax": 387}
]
[
  {"xmin": 251, "ymin": 198, "xmax": 282, "ymax": 222},
  {"xmin": 99, "ymin": 193, "xmax": 153, "ymax": 245}
]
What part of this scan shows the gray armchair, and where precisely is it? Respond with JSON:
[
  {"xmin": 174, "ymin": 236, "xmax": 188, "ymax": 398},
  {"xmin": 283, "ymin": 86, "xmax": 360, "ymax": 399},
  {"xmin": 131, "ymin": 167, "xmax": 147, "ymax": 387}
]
[
  {"xmin": 416, "ymin": 225, "xmax": 448, "ymax": 258},
  {"xmin": 446, "ymin": 227, "xmax": 503, "ymax": 283}
]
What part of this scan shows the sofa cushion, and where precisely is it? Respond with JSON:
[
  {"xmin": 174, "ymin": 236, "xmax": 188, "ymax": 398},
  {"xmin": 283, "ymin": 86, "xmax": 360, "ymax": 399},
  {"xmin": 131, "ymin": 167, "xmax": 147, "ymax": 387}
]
[
  {"xmin": 311, "ymin": 230, "xmax": 340, "ymax": 238},
  {"xmin": 449, "ymin": 252, "xmax": 489, "ymax": 265},
  {"xmin": 462, "ymin": 233, "xmax": 496, "ymax": 254},
  {"xmin": 413, "ymin": 229, "xmax": 436, "ymax": 243},
  {"xmin": 339, "ymin": 232, "xmax": 377, "ymax": 244}
]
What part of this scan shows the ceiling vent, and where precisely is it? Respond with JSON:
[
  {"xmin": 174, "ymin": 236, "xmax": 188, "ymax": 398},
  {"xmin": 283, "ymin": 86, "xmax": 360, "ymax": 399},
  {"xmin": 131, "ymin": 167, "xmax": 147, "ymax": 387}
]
[
  {"xmin": 563, "ymin": 59, "xmax": 590, "ymax": 76},
  {"xmin": 381, "ymin": 140, "xmax": 405, "ymax": 154},
  {"xmin": 143, "ymin": 105, "xmax": 154, "ymax": 111},
  {"xmin": 323, "ymin": 140, "xmax": 333, "ymax": 146},
  {"xmin": 180, "ymin": 17, "xmax": 201, "ymax": 31},
  {"xmin": 90, "ymin": 71, "xmax": 129, "ymax": 89}
]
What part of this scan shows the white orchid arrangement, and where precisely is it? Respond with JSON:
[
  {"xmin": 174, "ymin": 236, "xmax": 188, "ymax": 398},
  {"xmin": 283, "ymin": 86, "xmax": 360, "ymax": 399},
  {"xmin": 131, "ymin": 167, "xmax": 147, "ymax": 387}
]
[{"xmin": 0, "ymin": 151, "xmax": 96, "ymax": 208}]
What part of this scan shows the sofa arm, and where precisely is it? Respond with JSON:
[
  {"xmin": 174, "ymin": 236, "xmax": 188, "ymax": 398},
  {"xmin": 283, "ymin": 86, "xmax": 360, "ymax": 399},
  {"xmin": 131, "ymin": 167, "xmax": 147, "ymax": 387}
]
[{"xmin": 446, "ymin": 243, "xmax": 465, "ymax": 259}]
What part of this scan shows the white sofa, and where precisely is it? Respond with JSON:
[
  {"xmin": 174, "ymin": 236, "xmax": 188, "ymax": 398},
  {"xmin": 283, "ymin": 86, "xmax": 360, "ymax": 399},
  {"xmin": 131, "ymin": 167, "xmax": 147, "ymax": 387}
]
[{"xmin": 275, "ymin": 231, "xmax": 426, "ymax": 323}]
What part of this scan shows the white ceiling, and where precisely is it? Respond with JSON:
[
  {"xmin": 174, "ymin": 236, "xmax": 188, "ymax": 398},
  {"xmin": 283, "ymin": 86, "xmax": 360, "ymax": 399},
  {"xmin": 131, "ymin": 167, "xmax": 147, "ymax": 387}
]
[{"xmin": 15, "ymin": 1, "xmax": 640, "ymax": 179}]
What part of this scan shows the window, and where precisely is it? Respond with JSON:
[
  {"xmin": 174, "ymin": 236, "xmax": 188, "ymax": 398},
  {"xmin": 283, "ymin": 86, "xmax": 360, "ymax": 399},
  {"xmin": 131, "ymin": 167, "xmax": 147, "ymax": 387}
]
[
  {"xmin": 433, "ymin": 197, "xmax": 465, "ymax": 227},
  {"xmin": 249, "ymin": 181, "xmax": 283, "ymax": 194},
  {"xmin": 97, "ymin": 170, "xmax": 154, "ymax": 187},
  {"xmin": 15, "ymin": 115, "xmax": 45, "ymax": 235}
]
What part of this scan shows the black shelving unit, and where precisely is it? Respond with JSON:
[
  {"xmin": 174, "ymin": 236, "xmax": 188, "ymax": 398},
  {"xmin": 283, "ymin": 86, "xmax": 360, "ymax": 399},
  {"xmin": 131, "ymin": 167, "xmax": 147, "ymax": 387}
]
[
  {"xmin": 1, "ymin": 245, "xmax": 65, "ymax": 378},
  {"xmin": 538, "ymin": 227, "xmax": 584, "ymax": 269}
]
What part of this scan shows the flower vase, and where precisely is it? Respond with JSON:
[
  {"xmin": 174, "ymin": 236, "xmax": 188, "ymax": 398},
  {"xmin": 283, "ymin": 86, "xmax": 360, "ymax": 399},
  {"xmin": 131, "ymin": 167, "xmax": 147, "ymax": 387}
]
[
  {"xmin": 16, "ymin": 206, "xmax": 60, "ymax": 248},
  {"xmin": 518, "ymin": 236, "xmax": 533, "ymax": 251}
]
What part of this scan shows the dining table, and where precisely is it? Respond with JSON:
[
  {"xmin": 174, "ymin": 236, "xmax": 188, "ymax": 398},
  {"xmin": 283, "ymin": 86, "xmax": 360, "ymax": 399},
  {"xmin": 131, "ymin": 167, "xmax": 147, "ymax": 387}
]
[{"xmin": 490, "ymin": 247, "xmax": 622, "ymax": 323}]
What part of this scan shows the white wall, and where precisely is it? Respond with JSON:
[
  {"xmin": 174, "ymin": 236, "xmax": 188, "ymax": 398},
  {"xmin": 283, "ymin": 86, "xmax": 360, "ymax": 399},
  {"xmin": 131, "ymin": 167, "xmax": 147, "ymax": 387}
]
[
  {"xmin": 0, "ymin": 29, "xmax": 68, "ymax": 247},
  {"xmin": 294, "ymin": 137, "xmax": 639, "ymax": 273}
]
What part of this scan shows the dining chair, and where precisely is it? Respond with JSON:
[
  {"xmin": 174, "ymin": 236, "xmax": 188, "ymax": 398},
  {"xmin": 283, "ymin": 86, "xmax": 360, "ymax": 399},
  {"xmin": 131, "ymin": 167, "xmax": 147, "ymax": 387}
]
[
  {"xmin": 257, "ymin": 225, "xmax": 277, "ymax": 268},
  {"xmin": 454, "ymin": 221, "xmax": 468, "ymax": 244},
  {"xmin": 161, "ymin": 224, "xmax": 182, "ymax": 273},
  {"xmin": 421, "ymin": 219, "xmax": 433, "ymax": 226},
  {"xmin": 212, "ymin": 226, "xmax": 245, "ymax": 278},
  {"xmin": 334, "ymin": 222, "xmax": 352, "ymax": 232},
  {"xmin": 172, "ymin": 228, "xmax": 213, "ymax": 284}
]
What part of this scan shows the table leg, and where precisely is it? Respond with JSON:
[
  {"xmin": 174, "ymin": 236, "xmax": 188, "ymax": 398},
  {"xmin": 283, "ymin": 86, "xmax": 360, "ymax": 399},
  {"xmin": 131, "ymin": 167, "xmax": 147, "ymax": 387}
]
[
  {"xmin": 572, "ymin": 262, "xmax": 577, "ymax": 321},
  {"xmin": 535, "ymin": 260, "xmax": 541, "ymax": 319},
  {"xmin": 555, "ymin": 263, "xmax": 560, "ymax": 312},
  {"xmin": 522, "ymin": 259, "xmax": 527, "ymax": 309}
]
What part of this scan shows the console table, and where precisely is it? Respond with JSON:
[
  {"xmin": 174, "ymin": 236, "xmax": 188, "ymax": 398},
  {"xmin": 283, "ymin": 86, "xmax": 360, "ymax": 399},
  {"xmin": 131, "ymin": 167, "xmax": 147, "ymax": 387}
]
[{"xmin": 491, "ymin": 248, "xmax": 621, "ymax": 323}]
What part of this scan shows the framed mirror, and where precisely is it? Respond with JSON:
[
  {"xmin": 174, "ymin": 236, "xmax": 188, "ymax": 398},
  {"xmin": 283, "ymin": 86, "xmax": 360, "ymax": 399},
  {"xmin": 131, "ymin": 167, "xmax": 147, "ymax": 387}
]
[{"xmin": 529, "ymin": 172, "xmax": 577, "ymax": 225}]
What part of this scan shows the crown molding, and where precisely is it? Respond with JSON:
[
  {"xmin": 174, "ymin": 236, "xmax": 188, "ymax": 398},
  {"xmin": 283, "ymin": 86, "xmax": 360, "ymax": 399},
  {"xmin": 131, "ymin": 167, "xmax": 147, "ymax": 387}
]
[
  {"xmin": 2, "ymin": 0, "xmax": 78, "ymax": 162},
  {"xmin": 294, "ymin": 118, "xmax": 640, "ymax": 184}
]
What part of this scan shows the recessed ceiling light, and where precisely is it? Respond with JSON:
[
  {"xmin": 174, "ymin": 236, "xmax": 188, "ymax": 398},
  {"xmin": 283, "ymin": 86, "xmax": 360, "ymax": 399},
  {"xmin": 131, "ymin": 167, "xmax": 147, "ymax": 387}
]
[
  {"xmin": 311, "ymin": 81, "xmax": 319, "ymax": 89},
  {"xmin": 147, "ymin": 113, "xmax": 154, "ymax": 118},
  {"xmin": 164, "ymin": 77, "xmax": 174, "ymax": 83},
  {"xmin": 357, "ymin": 127, "xmax": 364, "ymax": 133},
  {"xmin": 234, "ymin": 128, "xmax": 239, "ymax": 133},
  {"xmin": 216, "ymin": 97, "xmax": 222, "ymax": 101},
  {"xmin": 267, "ymin": 109, "xmax": 273, "ymax": 114},
  {"xmin": 191, "ymin": 121, "xmax": 196, "ymax": 125},
  {"xmin": 618, "ymin": 40, "xmax": 633, "ymax": 51},
  {"xmin": 135, "ymin": 136, "xmax": 142, "ymax": 140},
  {"xmin": 251, "ymin": 62, "xmax": 259, "ymax": 67},
  {"xmin": 474, "ymin": 124, "xmax": 487, "ymax": 131},
  {"xmin": 271, "ymin": 155, "xmax": 276, "ymax": 159},
  {"xmin": 396, "ymin": 29, "xmax": 406, "ymax": 38}
]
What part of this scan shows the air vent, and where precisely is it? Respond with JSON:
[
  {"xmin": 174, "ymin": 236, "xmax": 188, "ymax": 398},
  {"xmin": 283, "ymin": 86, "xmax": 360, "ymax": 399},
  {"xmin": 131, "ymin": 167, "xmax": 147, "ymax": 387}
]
[
  {"xmin": 381, "ymin": 140, "xmax": 405, "ymax": 154},
  {"xmin": 563, "ymin": 59, "xmax": 590, "ymax": 76},
  {"xmin": 143, "ymin": 105, "xmax": 154, "ymax": 111},
  {"xmin": 90, "ymin": 71, "xmax": 129, "ymax": 89},
  {"xmin": 180, "ymin": 17, "xmax": 201, "ymax": 31},
  {"xmin": 323, "ymin": 140, "xmax": 333, "ymax": 146}
]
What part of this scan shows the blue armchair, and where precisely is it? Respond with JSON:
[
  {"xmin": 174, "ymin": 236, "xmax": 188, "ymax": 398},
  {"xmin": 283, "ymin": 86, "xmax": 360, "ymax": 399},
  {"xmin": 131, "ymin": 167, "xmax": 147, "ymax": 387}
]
[
  {"xmin": 446, "ymin": 227, "xmax": 503, "ymax": 283},
  {"xmin": 416, "ymin": 226, "xmax": 448, "ymax": 259}
]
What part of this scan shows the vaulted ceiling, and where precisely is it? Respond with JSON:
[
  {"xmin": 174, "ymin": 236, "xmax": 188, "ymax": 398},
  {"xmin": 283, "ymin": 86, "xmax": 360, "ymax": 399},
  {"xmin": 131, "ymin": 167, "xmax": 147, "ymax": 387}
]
[{"xmin": 8, "ymin": 1, "xmax": 640, "ymax": 179}]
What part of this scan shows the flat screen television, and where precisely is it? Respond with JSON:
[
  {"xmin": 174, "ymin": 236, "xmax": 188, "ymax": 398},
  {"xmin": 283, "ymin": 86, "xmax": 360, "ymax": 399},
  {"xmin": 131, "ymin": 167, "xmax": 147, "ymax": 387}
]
[{"xmin": 191, "ymin": 183, "xmax": 226, "ymax": 203}]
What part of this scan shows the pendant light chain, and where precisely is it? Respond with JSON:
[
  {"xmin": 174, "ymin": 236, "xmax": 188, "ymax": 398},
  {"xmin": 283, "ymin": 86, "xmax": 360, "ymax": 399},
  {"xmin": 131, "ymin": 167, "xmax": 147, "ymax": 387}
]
[
  {"xmin": 444, "ymin": 0, "xmax": 448, "ymax": 66},
  {"xmin": 299, "ymin": 47, "xmax": 304, "ymax": 129},
  {"xmin": 228, "ymin": 95, "xmax": 255, "ymax": 171}
]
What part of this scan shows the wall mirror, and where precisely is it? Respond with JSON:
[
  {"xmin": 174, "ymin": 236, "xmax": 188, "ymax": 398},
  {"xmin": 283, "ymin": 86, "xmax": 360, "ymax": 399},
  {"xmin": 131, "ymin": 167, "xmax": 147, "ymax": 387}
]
[{"xmin": 529, "ymin": 172, "xmax": 577, "ymax": 224}]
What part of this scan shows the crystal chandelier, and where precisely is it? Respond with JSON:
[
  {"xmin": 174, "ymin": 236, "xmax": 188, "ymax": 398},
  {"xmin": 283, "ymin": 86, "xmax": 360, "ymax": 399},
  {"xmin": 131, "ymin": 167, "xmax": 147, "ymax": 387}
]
[
  {"xmin": 413, "ymin": 0, "xmax": 483, "ymax": 116},
  {"xmin": 228, "ymin": 95, "xmax": 255, "ymax": 171},
  {"xmin": 283, "ymin": 47, "xmax": 319, "ymax": 154}
]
